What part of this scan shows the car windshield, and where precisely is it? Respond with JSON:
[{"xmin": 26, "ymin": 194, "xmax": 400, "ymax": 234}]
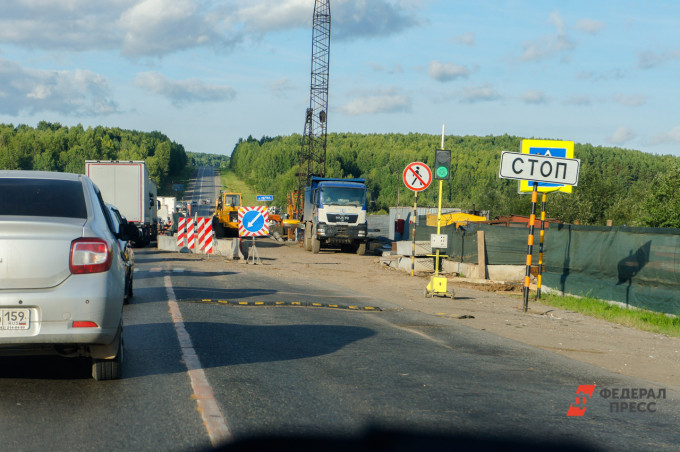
[
  {"xmin": 0, "ymin": 178, "xmax": 87, "ymax": 218},
  {"xmin": 320, "ymin": 187, "xmax": 365, "ymax": 206}
]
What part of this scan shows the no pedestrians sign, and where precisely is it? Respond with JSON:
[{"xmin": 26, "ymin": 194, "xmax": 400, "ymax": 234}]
[{"xmin": 403, "ymin": 162, "xmax": 432, "ymax": 192}]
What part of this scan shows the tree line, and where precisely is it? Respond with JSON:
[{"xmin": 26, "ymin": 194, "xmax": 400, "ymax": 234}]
[
  {"xmin": 0, "ymin": 121, "xmax": 188, "ymax": 193},
  {"xmin": 187, "ymin": 152, "xmax": 229, "ymax": 169},
  {"xmin": 229, "ymin": 132, "xmax": 680, "ymax": 227}
]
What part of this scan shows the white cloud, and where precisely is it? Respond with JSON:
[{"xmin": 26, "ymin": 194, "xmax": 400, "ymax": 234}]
[
  {"xmin": 135, "ymin": 71, "xmax": 236, "ymax": 106},
  {"xmin": 651, "ymin": 126, "xmax": 680, "ymax": 145},
  {"xmin": 368, "ymin": 62, "xmax": 404, "ymax": 74},
  {"xmin": 520, "ymin": 11, "xmax": 575, "ymax": 62},
  {"xmin": 119, "ymin": 0, "xmax": 221, "ymax": 56},
  {"xmin": 338, "ymin": 88, "xmax": 411, "ymax": 115},
  {"xmin": 614, "ymin": 93, "xmax": 646, "ymax": 107},
  {"xmin": 451, "ymin": 32, "xmax": 475, "ymax": 46},
  {"xmin": 521, "ymin": 90, "xmax": 549, "ymax": 104},
  {"xmin": 575, "ymin": 69, "xmax": 625, "ymax": 81},
  {"xmin": 576, "ymin": 18, "xmax": 605, "ymax": 35},
  {"xmin": 428, "ymin": 61, "xmax": 470, "ymax": 82},
  {"xmin": 229, "ymin": 0, "xmax": 309, "ymax": 33},
  {"xmin": 637, "ymin": 50, "xmax": 680, "ymax": 69},
  {"xmin": 460, "ymin": 84, "xmax": 500, "ymax": 103},
  {"xmin": 227, "ymin": 0, "xmax": 421, "ymax": 40},
  {"xmin": 0, "ymin": 0, "xmax": 423, "ymax": 57},
  {"xmin": 0, "ymin": 1, "xmax": 122, "ymax": 51},
  {"xmin": 608, "ymin": 126, "xmax": 635, "ymax": 145},
  {"xmin": 0, "ymin": 58, "xmax": 117, "ymax": 115},
  {"xmin": 332, "ymin": 0, "xmax": 422, "ymax": 40},
  {"xmin": 563, "ymin": 94, "xmax": 592, "ymax": 106},
  {"xmin": 268, "ymin": 77, "xmax": 295, "ymax": 97}
]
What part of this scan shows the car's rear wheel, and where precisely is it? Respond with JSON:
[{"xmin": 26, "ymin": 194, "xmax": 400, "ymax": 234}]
[
  {"xmin": 123, "ymin": 273, "xmax": 133, "ymax": 304},
  {"xmin": 92, "ymin": 326, "xmax": 123, "ymax": 381}
]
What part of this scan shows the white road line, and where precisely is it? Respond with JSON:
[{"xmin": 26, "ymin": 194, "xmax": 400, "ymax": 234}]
[{"xmin": 164, "ymin": 275, "xmax": 232, "ymax": 446}]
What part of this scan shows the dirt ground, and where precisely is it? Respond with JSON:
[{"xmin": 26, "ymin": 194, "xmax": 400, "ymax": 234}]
[{"xmin": 212, "ymin": 239, "xmax": 680, "ymax": 390}]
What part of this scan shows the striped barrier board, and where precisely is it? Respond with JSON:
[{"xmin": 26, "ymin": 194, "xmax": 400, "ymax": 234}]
[
  {"xmin": 187, "ymin": 218, "xmax": 195, "ymax": 249},
  {"xmin": 176, "ymin": 217, "xmax": 186, "ymax": 248},
  {"xmin": 198, "ymin": 217, "xmax": 213, "ymax": 254}
]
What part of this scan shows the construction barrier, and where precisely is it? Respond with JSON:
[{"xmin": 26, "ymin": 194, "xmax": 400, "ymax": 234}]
[
  {"xmin": 198, "ymin": 217, "xmax": 213, "ymax": 254},
  {"xmin": 176, "ymin": 217, "xmax": 186, "ymax": 248},
  {"xmin": 187, "ymin": 218, "xmax": 195, "ymax": 249}
]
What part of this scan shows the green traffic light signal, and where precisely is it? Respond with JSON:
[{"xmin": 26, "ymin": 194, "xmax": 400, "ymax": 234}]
[{"xmin": 434, "ymin": 149, "xmax": 451, "ymax": 180}]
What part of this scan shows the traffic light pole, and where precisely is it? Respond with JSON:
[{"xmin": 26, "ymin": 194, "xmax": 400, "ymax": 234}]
[{"xmin": 425, "ymin": 126, "xmax": 454, "ymax": 298}]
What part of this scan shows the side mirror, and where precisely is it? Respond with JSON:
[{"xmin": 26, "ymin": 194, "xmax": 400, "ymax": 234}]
[{"xmin": 120, "ymin": 223, "xmax": 140, "ymax": 242}]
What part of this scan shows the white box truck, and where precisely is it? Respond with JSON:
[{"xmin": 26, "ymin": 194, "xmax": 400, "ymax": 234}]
[
  {"xmin": 157, "ymin": 196, "xmax": 177, "ymax": 235},
  {"xmin": 85, "ymin": 160, "xmax": 158, "ymax": 246}
]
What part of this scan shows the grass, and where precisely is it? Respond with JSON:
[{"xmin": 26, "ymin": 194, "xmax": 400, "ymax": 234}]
[
  {"xmin": 534, "ymin": 292, "xmax": 680, "ymax": 338},
  {"xmin": 217, "ymin": 168, "xmax": 259, "ymax": 205}
]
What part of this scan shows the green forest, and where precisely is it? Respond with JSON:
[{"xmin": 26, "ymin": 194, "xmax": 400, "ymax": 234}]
[
  {"xmin": 230, "ymin": 133, "xmax": 680, "ymax": 227},
  {"xmin": 3, "ymin": 123, "xmax": 678, "ymax": 227},
  {"xmin": 0, "ymin": 121, "xmax": 188, "ymax": 193}
]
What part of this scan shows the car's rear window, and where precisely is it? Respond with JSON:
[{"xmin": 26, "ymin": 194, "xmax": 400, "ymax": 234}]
[{"xmin": 0, "ymin": 178, "xmax": 87, "ymax": 218}]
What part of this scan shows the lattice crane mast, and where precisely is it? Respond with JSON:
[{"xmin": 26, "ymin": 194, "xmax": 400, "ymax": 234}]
[{"xmin": 293, "ymin": 0, "xmax": 331, "ymax": 220}]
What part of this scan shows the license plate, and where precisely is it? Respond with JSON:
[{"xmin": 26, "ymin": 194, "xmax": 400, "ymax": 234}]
[{"xmin": 0, "ymin": 309, "xmax": 30, "ymax": 330}]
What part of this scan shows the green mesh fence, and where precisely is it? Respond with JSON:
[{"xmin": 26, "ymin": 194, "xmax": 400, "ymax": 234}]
[
  {"xmin": 412, "ymin": 217, "xmax": 679, "ymax": 315},
  {"xmin": 542, "ymin": 224, "xmax": 680, "ymax": 316}
]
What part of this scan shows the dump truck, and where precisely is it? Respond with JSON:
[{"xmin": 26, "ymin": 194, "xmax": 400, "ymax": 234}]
[
  {"xmin": 213, "ymin": 191, "xmax": 241, "ymax": 237},
  {"xmin": 85, "ymin": 160, "xmax": 157, "ymax": 246},
  {"xmin": 302, "ymin": 177, "xmax": 368, "ymax": 255}
]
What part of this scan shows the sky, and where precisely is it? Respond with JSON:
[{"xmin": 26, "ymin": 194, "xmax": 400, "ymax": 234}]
[{"xmin": 0, "ymin": 0, "xmax": 679, "ymax": 157}]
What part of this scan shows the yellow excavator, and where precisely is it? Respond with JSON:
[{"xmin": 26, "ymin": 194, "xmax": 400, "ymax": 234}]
[{"xmin": 213, "ymin": 191, "xmax": 241, "ymax": 237}]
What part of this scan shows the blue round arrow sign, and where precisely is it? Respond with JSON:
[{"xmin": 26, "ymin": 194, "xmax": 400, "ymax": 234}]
[{"xmin": 242, "ymin": 209, "xmax": 265, "ymax": 233}]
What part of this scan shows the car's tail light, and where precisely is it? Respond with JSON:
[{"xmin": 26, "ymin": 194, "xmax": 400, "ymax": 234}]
[
  {"xmin": 70, "ymin": 238, "xmax": 112, "ymax": 274},
  {"xmin": 72, "ymin": 321, "xmax": 99, "ymax": 328}
]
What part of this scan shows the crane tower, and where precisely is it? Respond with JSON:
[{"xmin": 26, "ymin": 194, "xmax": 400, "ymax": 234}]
[{"xmin": 295, "ymin": 0, "xmax": 330, "ymax": 219}]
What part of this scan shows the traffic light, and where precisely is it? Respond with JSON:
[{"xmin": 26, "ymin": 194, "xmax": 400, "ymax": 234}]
[{"xmin": 434, "ymin": 149, "xmax": 451, "ymax": 180}]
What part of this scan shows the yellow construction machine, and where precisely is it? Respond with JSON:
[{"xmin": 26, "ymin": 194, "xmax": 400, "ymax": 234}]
[{"xmin": 213, "ymin": 191, "xmax": 241, "ymax": 237}]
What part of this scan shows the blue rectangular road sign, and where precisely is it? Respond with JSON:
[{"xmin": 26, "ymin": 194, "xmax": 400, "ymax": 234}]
[{"xmin": 256, "ymin": 195, "xmax": 274, "ymax": 201}]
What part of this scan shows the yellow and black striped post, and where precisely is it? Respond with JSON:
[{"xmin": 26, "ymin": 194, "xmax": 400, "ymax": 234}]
[
  {"xmin": 536, "ymin": 193, "xmax": 547, "ymax": 299},
  {"xmin": 411, "ymin": 191, "xmax": 418, "ymax": 277},
  {"xmin": 523, "ymin": 182, "xmax": 539, "ymax": 312}
]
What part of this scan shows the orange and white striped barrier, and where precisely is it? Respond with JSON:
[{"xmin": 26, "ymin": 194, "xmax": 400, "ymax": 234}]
[
  {"xmin": 177, "ymin": 217, "xmax": 186, "ymax": 248},
  {"xmin": 187, "ymin": 218, "xmax": 196, "ymax": 249},
  {"xmin": 198, "ymin": 217, "xmax": 213, "ymax": 254}
]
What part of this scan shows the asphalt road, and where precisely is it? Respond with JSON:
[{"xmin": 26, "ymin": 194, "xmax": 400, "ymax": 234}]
[
  {"xmin": 1, "ymin": 248, "xmax": 678, "ymax": 451},
  {"xmin": 184, "ymin": 166, "xmax": 220, "ymax": 218}
]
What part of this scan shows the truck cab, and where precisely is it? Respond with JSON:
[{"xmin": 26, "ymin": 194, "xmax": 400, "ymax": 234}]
[{"xmin": 303, "ymin": 177, "xmax": 368, "ymax": 254}]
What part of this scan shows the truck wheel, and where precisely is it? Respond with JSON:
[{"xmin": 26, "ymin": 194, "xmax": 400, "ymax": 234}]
[
  {"xmin": 312, "ymin": 235, "xmax": 321, "ymax": 254},
  {"xmin": 356, "ymin": 242, "xmax": 366, "ymax": 255}
]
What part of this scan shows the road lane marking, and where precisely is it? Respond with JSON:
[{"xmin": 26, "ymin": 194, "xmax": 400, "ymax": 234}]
[
  {"xmin": 164, "ymin": 275, "xmax": 232, "ymax": 446},
  {"xmin": 180, "ymin": 298, "xmax": 384, "ymax": 311}
]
